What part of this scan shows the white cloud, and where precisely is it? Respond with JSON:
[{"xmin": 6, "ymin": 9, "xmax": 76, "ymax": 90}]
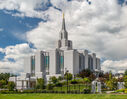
[
  {"xmin": 0, "ymin": 43, "xmax": 36, "ymax": 74},
  {"xmin": 0, "ymin": 48, "xmax": 4, "ymax": 53},
  {"xmin": 102, "ymin": 59, "xmax": 127, "ymax": 73},
  {"xmin": 0, "ymin": 0, "xmax": 50, "ymax": 19},
  {"xmin": 0, "ymin": 0, "xmax": 127, "ymax": 73},
  {"xmin": 0, "ymin": 28, "xmax": 3, "ymax": 32}
]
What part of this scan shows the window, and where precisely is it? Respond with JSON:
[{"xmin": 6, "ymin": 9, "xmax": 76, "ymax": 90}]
[
  {"xmin": 60, "ymin": 56, "xmax": 64, "ymax": 68},
  {"xmin": 68, "ymin": 41, "xmax": 70, "ymax": 47},
  {"xmin": 44, "ymin": 56, "xmax": 49, "ymax": 70},
  {"xmin": 31, "ymin": 56, "xmax": 35, "ymax": 76}
]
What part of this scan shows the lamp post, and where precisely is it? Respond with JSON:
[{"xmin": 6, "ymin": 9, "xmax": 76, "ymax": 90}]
[
  {"xmin": 28, "ymin": 74, "xmax": 30, "ymax": 89},
  {"xmin": 15, "ymin": 75, "xmax": 17, "ymax": 90},
  {"xmin": 65, "ymin": 68, "xmax": 69, "ymax": 93},
  {"xmin": 74, "ymin": 74, "xmax": 76, "ymax": 90}
]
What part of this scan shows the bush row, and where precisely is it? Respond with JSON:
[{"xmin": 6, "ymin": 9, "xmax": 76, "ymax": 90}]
[
  {"xmin": 0, "ymin": 89, "xmax": 91, "ymax": 94},
  {"xmin": 115, "ymin": 89, "xmax": 127, "ymax": 93}
]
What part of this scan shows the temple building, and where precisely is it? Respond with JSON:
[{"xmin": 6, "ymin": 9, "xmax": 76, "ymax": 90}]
[{"xmin": 9, "ymin": 14, "xmax": 101, "ymax": 89}]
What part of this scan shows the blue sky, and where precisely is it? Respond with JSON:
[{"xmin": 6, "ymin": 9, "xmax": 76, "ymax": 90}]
[
  {"xmin": 0, "ymin": 0, "xmax": 127, "ymax": 74},
  {"xmin": 0, "ymin": 10, "xmax": 42, "ymax": 48}
]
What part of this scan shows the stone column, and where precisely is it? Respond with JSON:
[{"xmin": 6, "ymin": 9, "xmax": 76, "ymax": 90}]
[
  {"xmin": 97, "ymin": 82, "xmax": 101, "ymax": 93},
  {"xmin": 91, "ymin": 81, "xmax": 96, "ymax": 93}
]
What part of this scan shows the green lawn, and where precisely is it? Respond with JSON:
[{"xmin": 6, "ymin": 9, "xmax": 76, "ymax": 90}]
[{"xmin": 0, "ymin": 94, "xmax": 127, "ymax": 99}]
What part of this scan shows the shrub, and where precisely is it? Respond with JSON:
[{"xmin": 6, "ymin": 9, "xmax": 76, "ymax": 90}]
[
  {"xmin": 124, "ymin": 91, "xmax": 127, "ymax": 94},
  {"xmin": 116, "ymin": 89, "xmax": 124, "ymax": 93},
  {"xmin": 58, "ymin": 76, "xmax": 63, "ymax": 81},
  {"xmin": 55, "ymin": 82, "xmax": 62, "ymax": 87},
  {"xmin": 36, "ymin": 78, "xmax": 45, "ymax": 89},
  {"xmin": 0, "ymin": 90, "xmax": 15, "ymax": 94},
  {"xmin": 61, "ymin": 81, "xmax": 67, "ymax": 85},
  {"xmin": 83, "ymin": 89, "xmax": 91, "ymax": 94},
  {"xmin": 71, "ymin": 79, "xmax": 78, "ymax": 84},
  {"xmin": 7, "ymin": 81, "xmax": 15, "ymax": 91},
  {"xmin": 23, "ymin": 89, "xmax": 35, "ymax": 93},
  {"xmin": 116, "ymin": 89, "xmax": 127, "ymax": 93},
  {"xmin": 83, "ymin": 78, "xmax": 90, "ymax": 84},
  {"xmin": 76, "ymin": 79, "xmax": 84, "ymax": 84},
  {"xmin": 124, "ymin": 89, "xmax": 127, "ymax": 93},
  {"xmin": 47, "ymin": 83, "xmax": 54, "ymax": 90},
  {"xmin": 50, "ymin": 76, "xmax": 58, "ymax": 84}
]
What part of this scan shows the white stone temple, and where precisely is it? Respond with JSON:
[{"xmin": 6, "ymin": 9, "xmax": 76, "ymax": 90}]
[{"xmin": 9, "ymin": 14, "xmax": 101, "ymax": 90}]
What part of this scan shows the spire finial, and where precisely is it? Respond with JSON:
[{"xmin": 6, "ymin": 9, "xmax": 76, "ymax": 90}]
[
  {"xmin": 63, "ymin": 12, "xmax": 64, "ymax": 19},
  {"xmin": 62, "ymin": 12, "xmax": 66, "ymax": 30}
]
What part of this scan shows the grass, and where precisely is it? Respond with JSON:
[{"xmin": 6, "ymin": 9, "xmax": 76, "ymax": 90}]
[{"xmin": 0, "ymin": 94, "xmax": 127, "ymax": 99}]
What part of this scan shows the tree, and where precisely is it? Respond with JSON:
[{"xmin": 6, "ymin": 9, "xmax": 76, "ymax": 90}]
[
  {"xmin": 105, "ymin": 71, "xmax": 117, "ymax": 90},
  {"xmin": 0, "ymin": 80, "xmax": 6, "ymax": 88},
  {"xmin": 124, "ymin": 75, "xmax": 127, "ymax": 88},
  {"xmin": 124, "ymin": 70, "xmax": 127, "ymax": 76},
  {"xmin": 50, "ymin": 76, "xmax": 58, "ymax": 84},
  {"xmin": 106, "ymin": 80, "xmax": 113, "ymax": 90},
  {"xmin": 109, "ymin": 71, "xmax": 112, "ymax": 80},
  {"xmin": 36, "ymin": 78, "xmax": 45, "ymax": 89},
  {"xmin": 89, "ymin": 74, "xmax": 96, "ymax": 81},
  {"xmin": 99, "ymin": 72, "xmax": 104, "ymax": 77},
  {"xmin": 7, "ymin": 81, "xmax": 15, "ymax": 91},
  {"xmin": 0, "ymin": 73, "xmax": 11, "ymax": 81},
  {"xmin": 64, "ymin": 73, "xmax": 72, "ymax": 80},
  {"xmin": 118, "ymin": 77, "xmax": 124, "ymax": 82},
  {"xmin": 99, "ymin": 77, "xmax": 106, "ymax": 83},
  {"xmin": 78, "ymin": 69, "xmax": 92, "ymax": 78},
  {"xmin": 103, "ymin": 72, "xmax": 110, "ymax": 81}
]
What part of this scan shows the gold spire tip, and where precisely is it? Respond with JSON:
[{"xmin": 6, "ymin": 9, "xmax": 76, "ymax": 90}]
[{"xmin": 63, "ymin": 13, "xmax": 64, "ymax": 19}]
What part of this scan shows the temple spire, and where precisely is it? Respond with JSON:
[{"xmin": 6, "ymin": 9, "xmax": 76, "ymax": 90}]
[
  {"xmin": 59, "ymin": 12, "xmax": 68, "ymax": 40},
  {"xmin": 57, "ymin": 13, "xmax": 72, "ymax": 50},
  {"xmin": 62, "ymin": 12, "xmax": 66, "ymax": 30}
]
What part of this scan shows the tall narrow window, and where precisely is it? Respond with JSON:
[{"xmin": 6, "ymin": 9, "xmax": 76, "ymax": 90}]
[
  {"xmin": 60, "ymin": 56, "xmax": 64, "ymax": 69},
  {"xmin": 31, "ymin": 56, "xmax": 35, "ymax": 76},
  {"xmin": 46, "ymin": 56, "xmax": 49, "ymax": 69}
]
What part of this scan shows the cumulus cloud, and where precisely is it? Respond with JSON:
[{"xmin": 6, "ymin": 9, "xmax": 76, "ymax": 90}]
[
  {"xmin": 0, "ymin": 43, "xmax": 36, "ymax": 74},
  {"xmin": 0, "ymin": 48, "xmax": 4, "ymax": 53},
  {"xmin": 0, "ymin": 0, "xmax": 127, "ymax": 73},
  {"xmin": 0, "ymin": 0, "xmax": 50, "ymax": 19},
  {"xmin": 102, "ymin": 59, "xmax": 127, "ymax": 73}
]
